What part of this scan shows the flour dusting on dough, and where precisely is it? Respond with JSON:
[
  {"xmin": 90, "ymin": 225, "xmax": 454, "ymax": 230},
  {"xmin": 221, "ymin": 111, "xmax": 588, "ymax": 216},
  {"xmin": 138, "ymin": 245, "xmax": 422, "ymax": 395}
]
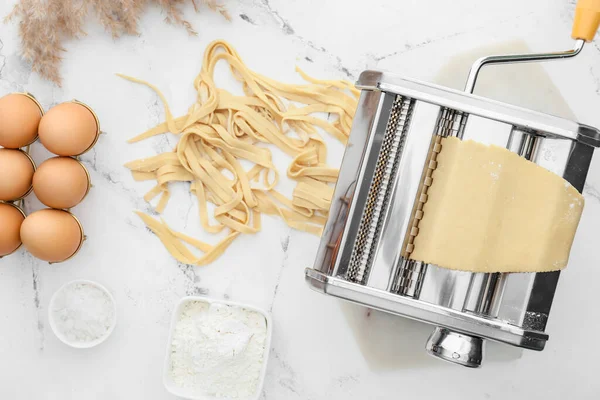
[{"xmin": 409, "ymin": 136, "xmax": 584, "ymax": 273}]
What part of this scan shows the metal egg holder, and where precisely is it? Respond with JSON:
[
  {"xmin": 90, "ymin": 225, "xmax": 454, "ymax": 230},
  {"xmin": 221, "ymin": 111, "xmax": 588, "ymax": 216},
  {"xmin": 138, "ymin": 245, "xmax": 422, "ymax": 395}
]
[{"xmin": 0, "ymin": 92, "xmax": 101, "ymax": 263}]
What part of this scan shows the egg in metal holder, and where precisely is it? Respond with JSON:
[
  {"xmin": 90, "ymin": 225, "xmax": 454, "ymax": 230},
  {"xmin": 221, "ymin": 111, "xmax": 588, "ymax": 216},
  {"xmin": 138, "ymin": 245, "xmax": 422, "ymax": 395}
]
[
  {"xmin": 0, "ymin": 92, "xmax": 44, "ymax": 149},
  {"xmin": 33, "ymin": 156, "xmax": 92, "ymax": 210},
  {"xmin": 0, "ymin": 148, "xmax": 37, "ymax": 202},
  {"xmin": 20, "ymin": 208, "xmax": 86, "ymax": 264},
  {"xmin": 0, "ymin": 201, "xmax": 27, "ymax": 258},
  {"xmin": 38, "ymin": 100, "xmax": 101, "ymax": 157}
]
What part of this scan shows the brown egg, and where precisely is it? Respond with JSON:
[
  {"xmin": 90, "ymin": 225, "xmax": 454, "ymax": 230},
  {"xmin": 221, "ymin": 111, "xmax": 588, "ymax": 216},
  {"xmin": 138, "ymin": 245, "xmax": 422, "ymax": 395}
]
[
  {"xmin": 38, "ymin": 102, "xmax": 98, "ymax": 156},
  {"xmin": 0, "ymin": 149, "xmax": 35, "ymax": 201},
  {"xmin": 20, "ymin": 209, "xmax": 83, "ymax": 262},
  {"xmin": 0, "ymin": 203, "xmax": 26, "ymax": 256},
  {"xmin": 0, "ymin": 93, "xmax": 43, "ymax": 149},
  {"xmin": 33, "ymin": 157, "xmax": 90, "ymax": 209}
]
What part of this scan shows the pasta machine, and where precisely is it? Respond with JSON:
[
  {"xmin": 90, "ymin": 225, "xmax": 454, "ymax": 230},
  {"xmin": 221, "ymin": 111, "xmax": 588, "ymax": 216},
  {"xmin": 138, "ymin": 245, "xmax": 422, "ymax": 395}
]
[{"xmin": 306, "ymin": 1, "xmax": 600, "ymax": 367}]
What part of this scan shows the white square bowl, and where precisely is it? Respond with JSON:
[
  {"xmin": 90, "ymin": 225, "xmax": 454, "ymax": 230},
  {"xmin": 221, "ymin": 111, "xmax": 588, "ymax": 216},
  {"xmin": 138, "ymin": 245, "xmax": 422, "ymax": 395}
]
[{"xmin": 163, "ymin": 296, "xmax": 272, "ymax": 400}]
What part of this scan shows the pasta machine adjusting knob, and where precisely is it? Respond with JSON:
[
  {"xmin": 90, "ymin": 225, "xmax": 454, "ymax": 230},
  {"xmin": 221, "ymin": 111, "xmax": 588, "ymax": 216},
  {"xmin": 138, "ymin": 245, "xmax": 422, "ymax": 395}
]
[{"xmin": 425, "ymin": 327, "xmax": 484, "ymax": 368}]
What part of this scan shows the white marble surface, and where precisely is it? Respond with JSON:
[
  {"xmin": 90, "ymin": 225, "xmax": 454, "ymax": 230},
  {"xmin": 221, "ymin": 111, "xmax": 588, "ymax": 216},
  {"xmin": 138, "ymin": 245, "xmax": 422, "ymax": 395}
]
[{"xmin": 1, "ymin": 0, "xmax": 600, "ymax": 398}]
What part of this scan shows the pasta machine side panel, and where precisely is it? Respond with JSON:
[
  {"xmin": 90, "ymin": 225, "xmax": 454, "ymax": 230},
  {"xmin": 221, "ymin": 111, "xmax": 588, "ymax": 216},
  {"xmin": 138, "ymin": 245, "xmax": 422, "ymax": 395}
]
[{"xmin": 521, "ymin": 140, "xmax": 594, "ymax": 331}]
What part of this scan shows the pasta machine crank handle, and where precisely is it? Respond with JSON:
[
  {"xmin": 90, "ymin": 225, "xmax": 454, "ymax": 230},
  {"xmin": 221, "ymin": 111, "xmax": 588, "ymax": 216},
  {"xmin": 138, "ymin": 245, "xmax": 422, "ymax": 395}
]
[
  {"xmin": 465, "ymin": 0, "xmax": 600, "ymax": 93},
  {"xmin": 464, "ymin": 39, "xmax": 584, "ymax": 94}
]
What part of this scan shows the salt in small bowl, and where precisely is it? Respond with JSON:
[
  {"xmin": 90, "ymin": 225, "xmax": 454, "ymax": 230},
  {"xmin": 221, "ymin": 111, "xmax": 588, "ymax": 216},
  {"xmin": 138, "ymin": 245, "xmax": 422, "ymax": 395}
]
[{"xmin": 48, "ymin": 279, "xmax": 117, "ymax": 349}]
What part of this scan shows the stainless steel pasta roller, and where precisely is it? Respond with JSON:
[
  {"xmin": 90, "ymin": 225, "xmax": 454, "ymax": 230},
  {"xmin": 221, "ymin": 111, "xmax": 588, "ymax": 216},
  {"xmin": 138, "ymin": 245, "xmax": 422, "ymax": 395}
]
[{"xmin": 306, "ymin": 0, "xmax": 600, "ymax": 367}]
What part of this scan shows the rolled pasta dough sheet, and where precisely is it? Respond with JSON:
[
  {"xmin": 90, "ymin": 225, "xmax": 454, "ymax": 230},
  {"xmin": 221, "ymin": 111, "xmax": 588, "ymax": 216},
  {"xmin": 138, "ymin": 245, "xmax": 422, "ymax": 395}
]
[{"xmin": 409, "ymin": 136, "xmax": 584, "ymax": 273}]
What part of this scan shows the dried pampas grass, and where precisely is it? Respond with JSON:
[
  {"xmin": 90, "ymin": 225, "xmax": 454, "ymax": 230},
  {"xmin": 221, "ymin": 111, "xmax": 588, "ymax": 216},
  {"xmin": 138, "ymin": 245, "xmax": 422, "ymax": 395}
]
[{"xmin": 6, "ymin": 0, "xmax": 229, "ymax": 85}]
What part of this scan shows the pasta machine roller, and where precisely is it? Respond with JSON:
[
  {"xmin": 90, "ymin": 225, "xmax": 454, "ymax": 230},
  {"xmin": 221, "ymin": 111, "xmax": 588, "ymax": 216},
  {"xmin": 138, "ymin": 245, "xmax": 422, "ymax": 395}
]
[{"xmin": 306, "ymin": 1, "xmax": 600, "ymax": 367}]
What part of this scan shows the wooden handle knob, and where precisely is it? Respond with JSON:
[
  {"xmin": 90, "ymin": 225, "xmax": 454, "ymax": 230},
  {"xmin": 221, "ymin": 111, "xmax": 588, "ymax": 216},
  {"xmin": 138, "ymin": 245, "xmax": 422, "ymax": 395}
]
[{"xmin": 572, "ymin": 0, "xmax": 600, "ymax": 41}]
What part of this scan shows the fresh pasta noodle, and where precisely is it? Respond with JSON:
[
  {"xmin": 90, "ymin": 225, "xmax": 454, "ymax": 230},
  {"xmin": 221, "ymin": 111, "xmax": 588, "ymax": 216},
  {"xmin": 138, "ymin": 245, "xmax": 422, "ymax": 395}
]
[{"xmin": 121, "ymin": 40, "xmax": 359, "ymax": 266}]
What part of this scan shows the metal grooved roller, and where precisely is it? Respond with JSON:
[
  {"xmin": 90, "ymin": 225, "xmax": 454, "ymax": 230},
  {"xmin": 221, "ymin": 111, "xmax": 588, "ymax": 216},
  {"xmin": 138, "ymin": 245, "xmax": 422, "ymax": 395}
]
[{"xmin": 306, "ymin": 1, "xmax": 600, "ymax": 367}]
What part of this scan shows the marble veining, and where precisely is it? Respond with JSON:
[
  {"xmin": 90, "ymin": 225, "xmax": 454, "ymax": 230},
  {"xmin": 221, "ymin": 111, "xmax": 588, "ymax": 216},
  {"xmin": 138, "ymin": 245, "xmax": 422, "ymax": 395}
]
[{"xmin": 1, "ymin": 0, "xmax": 600, "ymax": 398}]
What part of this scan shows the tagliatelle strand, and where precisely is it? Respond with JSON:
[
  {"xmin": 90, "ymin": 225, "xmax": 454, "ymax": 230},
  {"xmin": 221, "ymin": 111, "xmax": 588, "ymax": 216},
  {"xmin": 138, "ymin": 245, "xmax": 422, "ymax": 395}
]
[{"xmin": 122, "ymin": 40, "xmax": 358, "ymax": 266}]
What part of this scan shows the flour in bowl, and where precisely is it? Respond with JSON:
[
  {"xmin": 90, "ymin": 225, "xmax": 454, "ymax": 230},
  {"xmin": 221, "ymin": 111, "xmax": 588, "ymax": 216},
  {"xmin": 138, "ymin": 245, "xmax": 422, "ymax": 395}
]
[{"xmin": 169, "ymin": 301, "xmax": 268, "ymax": 398}]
